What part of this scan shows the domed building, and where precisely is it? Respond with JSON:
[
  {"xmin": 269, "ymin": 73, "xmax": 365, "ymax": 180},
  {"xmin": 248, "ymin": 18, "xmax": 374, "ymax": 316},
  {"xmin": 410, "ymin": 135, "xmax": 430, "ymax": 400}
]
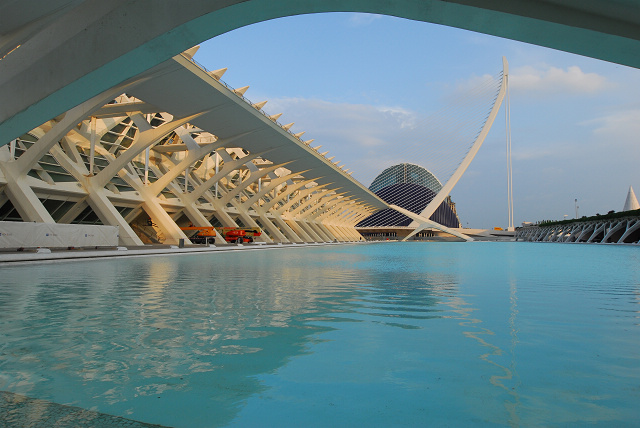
[{"xmin": 357, "ymin": 163, "xmax": 461, "ymax": 239}]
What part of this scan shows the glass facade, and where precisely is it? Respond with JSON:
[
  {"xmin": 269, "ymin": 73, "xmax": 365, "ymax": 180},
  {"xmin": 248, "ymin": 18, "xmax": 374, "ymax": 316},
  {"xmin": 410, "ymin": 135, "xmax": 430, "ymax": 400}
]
[
  {"xmin": 358, "ymin": 164, "xmax": 460, "ymax": 229},
  {"xmin": 369, "ymin": 163, "xmax": 442, "ymax": 194}
]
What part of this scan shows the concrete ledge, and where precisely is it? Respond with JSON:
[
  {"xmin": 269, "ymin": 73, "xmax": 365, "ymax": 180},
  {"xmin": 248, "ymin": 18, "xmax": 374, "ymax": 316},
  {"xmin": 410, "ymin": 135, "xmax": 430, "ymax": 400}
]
[{"xmin": 0, "ymin": 241, "xmax": 372, "ymax": 265}]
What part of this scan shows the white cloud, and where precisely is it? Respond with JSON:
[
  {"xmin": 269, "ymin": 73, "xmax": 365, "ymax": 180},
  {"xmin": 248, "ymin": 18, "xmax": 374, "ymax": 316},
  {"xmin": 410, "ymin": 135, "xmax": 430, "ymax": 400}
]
[
  {"xmin": 442, "ymin": 74, "xmax": 503, "ymax": 117},
  {"xmin": 375, "ymin": 106, "xmax": 417, "ymax": 129},
  {"xmin": 348, "ymin": 13, "xmax": 383, "ymax": 27},
  {"xmin": 260, "ymin": 97, "xmax": 429, "ymax": 184},
  {"xmin": 589, "ymin": 109, "xmax": 640, "ymax": 145},
  {"xmin": 265, "ymin": 97, "xmax": 417, "ymax": 149},
  {"xmin": 261, "ymin": 96, "xmax": 488, "ymax": 186},
  {"xmin": 510, "ymin": 65, "xmax": 612, "ymax": 95}
]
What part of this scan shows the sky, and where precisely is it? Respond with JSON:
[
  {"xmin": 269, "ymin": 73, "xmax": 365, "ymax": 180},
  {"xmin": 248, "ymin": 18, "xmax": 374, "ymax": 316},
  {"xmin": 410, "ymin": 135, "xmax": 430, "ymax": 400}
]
[{"xmin": 193, "ymin": 13, "xmax": 640, "ymax": 229}]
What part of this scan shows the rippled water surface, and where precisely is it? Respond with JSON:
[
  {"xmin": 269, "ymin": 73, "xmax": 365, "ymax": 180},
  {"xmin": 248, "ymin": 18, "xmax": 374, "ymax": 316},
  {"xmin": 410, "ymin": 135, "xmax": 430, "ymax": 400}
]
[{"xmin": 0, "ymin": 242, "xmax": 639, "ymax": 427}]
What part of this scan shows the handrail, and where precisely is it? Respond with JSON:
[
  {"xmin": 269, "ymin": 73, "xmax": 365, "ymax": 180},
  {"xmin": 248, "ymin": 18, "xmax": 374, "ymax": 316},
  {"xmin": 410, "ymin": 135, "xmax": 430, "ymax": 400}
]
[
  {"xmin": 184, "ymin": 54, "xmax": 307, "ymax": 143},
  {"xmin": 179, "ymin": 53, "xmax": 371, "ymax": 198}
]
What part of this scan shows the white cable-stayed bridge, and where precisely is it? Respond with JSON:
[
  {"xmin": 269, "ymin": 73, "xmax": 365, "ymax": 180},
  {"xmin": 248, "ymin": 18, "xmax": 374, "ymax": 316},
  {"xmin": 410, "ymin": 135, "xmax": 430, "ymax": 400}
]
[{"xmin": 357, "ymin": 57, "xmax": 513, "ymax": 242}]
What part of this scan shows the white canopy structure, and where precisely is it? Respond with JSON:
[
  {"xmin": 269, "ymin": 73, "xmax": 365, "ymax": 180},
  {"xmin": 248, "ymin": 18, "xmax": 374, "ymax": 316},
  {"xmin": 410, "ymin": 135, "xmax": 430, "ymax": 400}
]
[{"xmin": 0, "ymin": 50, "xmax": 386, "ymax": 246}]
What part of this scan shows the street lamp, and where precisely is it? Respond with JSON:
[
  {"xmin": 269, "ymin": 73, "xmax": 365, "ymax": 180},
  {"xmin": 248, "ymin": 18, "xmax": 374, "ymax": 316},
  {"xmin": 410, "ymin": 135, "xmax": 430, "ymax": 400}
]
[{"xmin": 575, "ymin": 199, "xmax": 578, "ymax": 219}]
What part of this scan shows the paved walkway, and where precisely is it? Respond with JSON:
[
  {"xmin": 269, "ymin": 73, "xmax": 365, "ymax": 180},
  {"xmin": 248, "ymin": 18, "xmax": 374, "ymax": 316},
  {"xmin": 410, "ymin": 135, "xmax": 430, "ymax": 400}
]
[
  {"xmin": 0, "ymin": 242, "xmax": 355, "ymax": 265},
  {"xmin": 0, "ymin": 391, "xmax": 166, "ymax": 428}
]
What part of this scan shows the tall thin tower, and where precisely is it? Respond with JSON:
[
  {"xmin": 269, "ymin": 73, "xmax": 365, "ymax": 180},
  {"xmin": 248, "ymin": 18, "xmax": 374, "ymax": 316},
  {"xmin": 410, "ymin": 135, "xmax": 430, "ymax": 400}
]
[{"xmin": 505, "ymin": 65, "xmax": 514, "ymax": 231}]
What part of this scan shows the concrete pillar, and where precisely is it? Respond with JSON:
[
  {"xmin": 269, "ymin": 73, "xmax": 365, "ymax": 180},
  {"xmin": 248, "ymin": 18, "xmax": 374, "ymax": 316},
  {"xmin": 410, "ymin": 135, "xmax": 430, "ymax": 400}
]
[
  {"xmin": 299, "ymin": 220, "xmax": 327, "ymax": 242},
  {"xmin": 86, "ymin": 187, "xmax": 144, "ymax": 246},
  {"xmin": 1, "ymin": 171, "xmax": 55, "ymax": 222}
]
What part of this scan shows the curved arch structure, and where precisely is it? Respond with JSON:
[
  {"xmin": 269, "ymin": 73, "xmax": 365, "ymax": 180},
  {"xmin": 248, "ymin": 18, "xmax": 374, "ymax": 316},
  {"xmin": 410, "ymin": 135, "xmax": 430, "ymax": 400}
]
[
  {"xmin": 3, "ymin": 0, "xmax": 640, "ymax": 144},
  {"xmin": 398, "ymin": 57, "xmax": 508, "ymax": 241}
]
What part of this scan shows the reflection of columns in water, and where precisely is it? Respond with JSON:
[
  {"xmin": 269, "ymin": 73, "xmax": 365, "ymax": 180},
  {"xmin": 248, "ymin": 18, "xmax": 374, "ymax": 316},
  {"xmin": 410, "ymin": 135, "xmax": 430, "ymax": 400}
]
[
  {"xmin": 0, "ymin": 255, "xmax": 357, "ymax": 426},
  {"xmin": 444, "ymin": 290, "xmax": 520, "ymax": 426},
  {"xmin": 138, "ymin": 259, "xmax": 176, "ymax": 310}
]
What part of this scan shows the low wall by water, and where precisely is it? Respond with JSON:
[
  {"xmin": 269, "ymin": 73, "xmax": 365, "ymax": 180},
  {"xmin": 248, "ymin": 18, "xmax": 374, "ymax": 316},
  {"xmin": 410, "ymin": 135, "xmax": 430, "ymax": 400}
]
[{"xmin": 0, "ymin": 221, "xmax": 119, "ymax": 248}]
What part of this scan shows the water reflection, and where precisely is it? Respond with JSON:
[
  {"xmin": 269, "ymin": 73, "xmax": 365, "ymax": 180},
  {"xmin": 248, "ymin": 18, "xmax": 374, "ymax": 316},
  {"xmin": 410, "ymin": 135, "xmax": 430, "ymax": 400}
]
[
  {"xmin": 1, "ymin": 243, "xmax": 638, "ymax": 427},
  {"xmin": 0, "ymin": 244, "xmax": 460, "ymax": 426},
  {"xmin": 0, "ymin": 251, "xmax": 357, "ymax": 426}
]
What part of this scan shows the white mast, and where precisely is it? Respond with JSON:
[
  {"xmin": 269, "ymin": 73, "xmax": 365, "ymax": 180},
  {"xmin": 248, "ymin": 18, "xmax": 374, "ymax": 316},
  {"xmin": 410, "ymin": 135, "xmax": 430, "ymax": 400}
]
[{"xmin": 505, "ymin": 65, "xmax": 514, "ymax": 231}]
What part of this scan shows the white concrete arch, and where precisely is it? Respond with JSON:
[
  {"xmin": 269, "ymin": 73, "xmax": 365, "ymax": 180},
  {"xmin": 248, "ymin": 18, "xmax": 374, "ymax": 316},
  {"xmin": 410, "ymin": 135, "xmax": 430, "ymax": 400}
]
[{"xmin": 3, "ymin": 0, "xmax": 640, "ymax": 145}]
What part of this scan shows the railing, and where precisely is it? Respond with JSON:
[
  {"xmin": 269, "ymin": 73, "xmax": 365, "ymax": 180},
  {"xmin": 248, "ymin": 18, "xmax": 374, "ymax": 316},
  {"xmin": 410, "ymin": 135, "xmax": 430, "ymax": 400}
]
[
  {"xmin": 185, "ymin": 54, "xmax": 309, "ymax": 145},
  {"xmin": 516, "ymin": 213, "xmax": 640, "ymax": 244},
  {"xmin": 181, "ymin": 53, "xmax": 372, "ymax": 197}
]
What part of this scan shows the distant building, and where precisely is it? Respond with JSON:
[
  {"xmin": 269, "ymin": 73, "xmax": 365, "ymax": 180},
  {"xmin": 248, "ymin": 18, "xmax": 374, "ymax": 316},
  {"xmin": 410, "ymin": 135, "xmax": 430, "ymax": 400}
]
[
  {"xmin": 623, "ymin": 186, "xmax": 639, "ymax": 211},
  {"xmin": 356, "ymin": 163, "xmax": 461, "ymax": 239}
]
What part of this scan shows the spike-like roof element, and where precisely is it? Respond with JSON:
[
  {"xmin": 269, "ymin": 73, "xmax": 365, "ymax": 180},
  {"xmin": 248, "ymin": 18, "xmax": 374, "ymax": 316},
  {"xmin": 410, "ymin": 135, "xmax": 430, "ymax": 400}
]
[
  {"xmin": 233, "ymin": 85, "xmax": 249, "ymax": 96},
  {"xmin": 253, "ymin": 100, "xmax": 268, "ymax": 110},
  {"xmin": 182, "ymin": 45, "xmax": 200, "ymax": 59},
  {"xmin": 623, "ymin": 185, "xmax": 640, "ymax": 211},
  {"xmin": 209, "ymin": 68, "xmax": 227, "ymax": 80},
  {"xmin": 282, "ymin": 122, "xmax": 294, "ymax": 131}
]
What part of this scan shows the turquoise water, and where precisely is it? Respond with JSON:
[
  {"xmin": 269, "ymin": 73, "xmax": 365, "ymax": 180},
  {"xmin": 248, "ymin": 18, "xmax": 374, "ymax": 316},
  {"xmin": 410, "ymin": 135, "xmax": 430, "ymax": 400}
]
[{"xmin": 0, "ymin": 242, "xmax": 638, "ymax": 427}]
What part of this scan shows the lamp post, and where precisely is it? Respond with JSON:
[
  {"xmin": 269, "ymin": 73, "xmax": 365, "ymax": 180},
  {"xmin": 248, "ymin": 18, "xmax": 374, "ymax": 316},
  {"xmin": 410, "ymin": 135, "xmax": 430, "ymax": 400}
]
[{"xmin": 575, "ymin": 199, "xmax": 579, "ymax": 219}]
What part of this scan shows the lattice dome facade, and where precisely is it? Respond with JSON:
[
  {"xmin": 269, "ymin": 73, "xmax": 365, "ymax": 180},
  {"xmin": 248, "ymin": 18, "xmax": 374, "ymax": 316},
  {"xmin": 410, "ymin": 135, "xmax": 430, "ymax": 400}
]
[
  {"xmin": 369, "ymin": 163, "xmax": 443, "ymax": 195},
  {"xmin": 357, "ymin": 163, "xmax": 461, "ymax": 229}
]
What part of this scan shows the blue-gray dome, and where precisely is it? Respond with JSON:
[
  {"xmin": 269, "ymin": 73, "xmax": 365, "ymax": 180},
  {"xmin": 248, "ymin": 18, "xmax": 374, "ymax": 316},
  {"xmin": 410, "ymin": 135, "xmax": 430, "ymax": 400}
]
[
  {"xmin": 369, "ymin": 163, "xmax": 442, "ymax": 195},
  {"xmin": 358, "ymin": 163, "xmax": 460, "ymax": 229}
]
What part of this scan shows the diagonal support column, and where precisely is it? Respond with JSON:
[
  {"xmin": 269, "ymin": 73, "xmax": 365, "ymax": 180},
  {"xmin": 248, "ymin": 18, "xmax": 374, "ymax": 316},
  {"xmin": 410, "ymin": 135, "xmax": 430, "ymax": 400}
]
[
  {"xmin": 93, "ymin": 111, "xmax": 206, "ymax": 188},
  {"xmin": 49, "ymin": 144, "xmax": 143, "ymax": 245},
  {"xmin": 391, "ymin": 204, "xmax": 473, "ymax": 241},
  {"xmin": 0, "ymin": 85, "xmax": 140, "ymax": 223}
]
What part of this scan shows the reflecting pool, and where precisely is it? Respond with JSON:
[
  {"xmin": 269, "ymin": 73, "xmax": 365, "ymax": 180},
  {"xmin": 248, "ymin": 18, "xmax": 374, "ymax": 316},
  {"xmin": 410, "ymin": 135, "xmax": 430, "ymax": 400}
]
[{"xmin": 0, "ymin": 242, "xmax": 639, "ymax": 427}]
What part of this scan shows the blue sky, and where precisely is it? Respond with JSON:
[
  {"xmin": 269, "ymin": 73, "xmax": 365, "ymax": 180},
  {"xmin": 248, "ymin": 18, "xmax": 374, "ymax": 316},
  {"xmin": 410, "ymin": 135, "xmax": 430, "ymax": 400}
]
[{"xmin": 194, "ymin": 13, "xmax": 640, "ymax": 229}]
